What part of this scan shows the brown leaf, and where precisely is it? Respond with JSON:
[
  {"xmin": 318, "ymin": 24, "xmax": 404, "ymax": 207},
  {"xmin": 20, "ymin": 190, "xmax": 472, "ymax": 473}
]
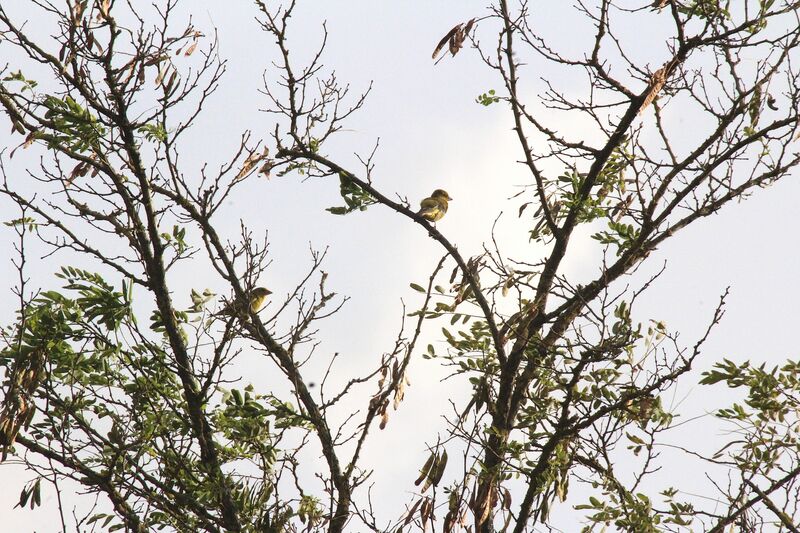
[
  {"xmin": 85, "ymin": 30, "xmax": 95, "ymax": 51},
  {"xmin": 433, "ymin": 25, "xmax": 461, "ymax": 60},
  {"xmin": 611, "ymin": 193, "xmax": 633, "ymax": 221},
  {"xmin": 403, "ymin": 498, "xmax": 424, "ymax": 526},
  {"xmin": 502, "ymin": 487, "xmax": 512, "ymax": 510},
  {"xmin": 451, "ymin": 18, "xmax": 476, "ymax": 57},
  {"xmin": 235, "ymin": 146, "xmax": 271, "ymax": 181},
  {"xmin": 443, "ymin": 513, "xmax": 455, "ymax": 533},
  {"xmin": 165, "ymin": 70, "xmax": 178, "ymax": 94},
  {"xmin": 184, "ymin": 41, "xmax": 198, "ymax": 57},
  {"xmin": 449, "ymin": 264, "xmax": 459, "ymax": 284},
  {"xmin": 99, "ymin": 0, "xmax": 111, "ymax": 19},
  {"xmin": 475, "ymin": 490, "xmax": 492, "ymax": 529},
  {"xmin": 767, "ymin": 95, "xmax": 778, "ymax": 111},
  {"xmin": 154, "ymin": 66, "xmax": 168, "ymax": 86},
  {"xmin": 68, "ymin": 161, "xmax": 91, "ymax": 185},
  {"xmin": 235, "ymin": 154, "xmax": 258, "ymax": 181},
  {"xmin": 420, "ymin": 497, "xmax": 433, "ymax": 532},
  {"xmin": 379, "ymin": 403, "xmax": 390, "ymax": 429},
  {"xmin": 71, "ymin": 0, "xmax": 87, "ymax": 26},
  {"xmin": 1, "ymin": 347, "xmax": 45, "ymax": 460},
  {"xmin": 144, "ymin": 54, "xmax": 168, "ymax": 67},
  {"xmin": 414, "ymin": 452, "xmax": 436, "ymax": 486},
  {"xmin": 393, "ymin": 377, "xmax": 406, "ymax": 410},
  {"xmin": 443, "ymin": 491, "xmax": 461, "ymax": 533},
  {"xmin": 432, "ymin": 450, "xmax": 448, "ymax": 486},
  {"xmin": 463, "ymin": 18, "xmax": 476, "ymax": 35},
  {"xmin": 9, "ymin": 132, "xmax": 36, "ymax": 158},
  {"xmin": 119, "ymin": 63, "xmax": 137, "ymax": 85},
  {"xmin": 640, "ymin": 65, "xmax": 668, "ymax": 115},
  {"xmin": 459, "ymin": 509, "xmax": 469, "ymax": 528},
  {"xmin": 557, "ymin": 477, "xmax": 569, "ymax": 502},
  {"xmin": 433, "ymin": 19, "xmax": 477, "ymax": 61},
  {"xmin": 420, "ymin": 451, "xmax": 446, "ymax": 493},
  {"xmin": 467, "ymin": 477, "xmax": 477, "ymax": 510},
  {"xmin": 501, "ymin": 276, "xmax": 514, "ymax": 298},
  {"xmin": 449, "ymin": 30, "xmax": 464, "ymax": 56},
  {"xmin": 258, "ymin": 160, "xmax": 273, "ymax": 178}
]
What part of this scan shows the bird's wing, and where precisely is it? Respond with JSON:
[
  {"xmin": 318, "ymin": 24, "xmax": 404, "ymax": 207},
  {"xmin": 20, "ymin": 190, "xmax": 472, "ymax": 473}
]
[
  {"xmin": 418, "ymin": 198, "xmax": 444, "ymax": 218},
  {"xmin": 419, "ymin": 197, "xmax": 439, "ymax": 210}
]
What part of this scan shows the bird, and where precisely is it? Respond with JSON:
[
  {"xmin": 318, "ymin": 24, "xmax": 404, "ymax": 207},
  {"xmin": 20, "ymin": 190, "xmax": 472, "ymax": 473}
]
[
  {"xmin": 217, "ymin": 286, "xmax": 272, "ymax": 317},
  {"xmin": 246, "ymin": 287, "xmax": 272, "ymax": 313},
  {"xmin": 418, "ymin": 189, "xmax": 452, "ymax": 223}
]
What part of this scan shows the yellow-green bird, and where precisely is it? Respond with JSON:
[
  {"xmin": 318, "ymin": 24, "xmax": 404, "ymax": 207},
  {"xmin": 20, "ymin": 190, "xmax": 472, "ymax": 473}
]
[
  {"xmin": 218, "ymin": 286, "xmax": 272, "ymax": 317},
  {"xmin": 418, "ymin": 189, "xmax": 452, "ymax": 223},
  {"xmin": 247, "ymin": 287, "xmax": 272, "ymax": 313}
]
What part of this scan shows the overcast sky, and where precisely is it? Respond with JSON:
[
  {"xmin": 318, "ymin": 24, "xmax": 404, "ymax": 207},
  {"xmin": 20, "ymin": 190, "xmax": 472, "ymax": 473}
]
[{"xmin": 1, "ymin": 1, "xmax": 799, "ymax": 531}]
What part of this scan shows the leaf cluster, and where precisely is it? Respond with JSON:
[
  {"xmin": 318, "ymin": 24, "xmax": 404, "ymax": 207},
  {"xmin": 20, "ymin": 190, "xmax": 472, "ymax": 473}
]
[
  {"xmin": 42, "ymin": 95, "xmax": 106, "ymax": 153},
  {"xmin": 326, "ymin": 172, "xmax": 378, "ymax": 215}
]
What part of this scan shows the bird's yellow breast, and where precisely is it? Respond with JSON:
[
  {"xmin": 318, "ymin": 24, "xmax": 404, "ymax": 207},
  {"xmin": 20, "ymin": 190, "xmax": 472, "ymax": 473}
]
[{"xmin": 250, "ymin": 294, "xmax": 268, "ymax": 313}]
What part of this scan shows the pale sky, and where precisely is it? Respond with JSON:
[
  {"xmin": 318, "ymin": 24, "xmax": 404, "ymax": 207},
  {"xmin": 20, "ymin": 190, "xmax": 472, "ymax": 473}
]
[{"xmin": 1, "ymin": 1, "xmax": 799, "ymax": 531}]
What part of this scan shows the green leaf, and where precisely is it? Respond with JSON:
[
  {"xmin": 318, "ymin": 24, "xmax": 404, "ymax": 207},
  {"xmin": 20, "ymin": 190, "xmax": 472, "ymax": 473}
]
[
  {"xmin": 476, "ymin": 89, "xmax": 501, "ymax": 106},
  {"xmin": 138, "ymin": 123, "xmax": 168, "ymax": 143},
  {"xmin": 326, "ymin": 173, "xmax": 377, "ymax": 215}
]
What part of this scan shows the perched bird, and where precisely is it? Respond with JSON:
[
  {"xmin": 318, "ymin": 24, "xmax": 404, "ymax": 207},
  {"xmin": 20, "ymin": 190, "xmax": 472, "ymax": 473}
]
[
  {"xmin": 217, "ymin": 287, "xmax": 272, "ymax": 317},
  {"xmin": 246, "ymin": 287, "xmax": 272, "ymax": 313},
  {"xmin": 418, "ymin": 189, "xmax": 452, "ymax": 223}
]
